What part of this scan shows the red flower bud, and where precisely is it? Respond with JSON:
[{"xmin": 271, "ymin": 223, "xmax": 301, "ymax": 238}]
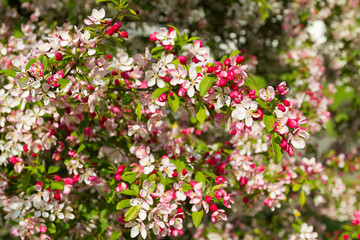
[
  {"xmin": 55, "ymin": 52, "xmax": 63, "ymax": 61},
  {"xmin": 210, "ymin": 204, "xmax": 218, "ymax": 212},
  {"xmin": 158, "ymin": 93, "xmax": 167, "ymax": 102},
  {"xmin": 236, "ymin": 56, "xmax": 245, "ymax": 64}
]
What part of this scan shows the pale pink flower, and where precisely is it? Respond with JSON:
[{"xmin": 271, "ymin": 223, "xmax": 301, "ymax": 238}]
[
  {"xmin": 289, "ymin": 128, "xmax": 310, "ymax": 149},
  {"xmin": 84, "ymin": 8, "xmax": 106, "ymax": 25},
  {"xmin": 259, "ymin": 86, "xmax": 275, "ymax": 102},
  {"xmin": 232, "ymin": 98, "xmax": 259, "ymax": 127},
  {"xmin": 211, "ymin": 209, "xmax": 227, "ymax": 223}
]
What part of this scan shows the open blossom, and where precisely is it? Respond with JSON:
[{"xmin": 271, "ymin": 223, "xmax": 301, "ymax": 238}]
[
  {"xmin": 155, "ymin": 27, "xmax": 177, "ymax": 46},
  {"xmin": 231, "ymin": 98, "xmax": 259, "ymax": 127},
  {"xmin": 183, "ymin": 66, "xmax": 202, "ymax": 97},
  {"xmin": 84, "ymin": 8, "xmax": 106, "ymax": 25},
  {"xmin": 289, "ymin": 128, "xmax": 310, "ymax": 149},
  {"xmin": 299, "ymin": 223, "xmax": 318, "ymax": 240},
  {"xmin": 125, "ymin": 218, "xmax": 147, "ymax": 239},
  {"xmin": 259, "ymin": 86, "xmax": 275, "ymax": 102}
]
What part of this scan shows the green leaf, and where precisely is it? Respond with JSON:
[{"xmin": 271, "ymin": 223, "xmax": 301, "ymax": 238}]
[
  {"xmin": 131, "ymin": 184, "xmax": 140, "ymax": 195},
  {"xmin": 77, "ymin": 144, "xmax": 86, "ymax": 154},
  {"xmin": 48, "ymin": 222, "xmax": 56, "ymax": 234},
  {"xmin": 192, "ymin": 209, "xmax": 203, "ymax": 228},
  {"xmin": 299, "ymin": 190, "xmax": 306, "ymax": 206},
  {"xmin": 151, "ymin": 46, "xmax": 165, "ymax": 54},
  {"xmin": 203, "ymin": 171, "xmax": 218, "ymax": 178},
  {"xmin": 263, "ymin": 112, "xmax": 275, "ymax": 132},
  {"xmin": 122, "ymin": 172, "xmax": 137, "ymax": 184},
  {"xmin": 153, "ymin": 87, "xmax": 169, "ymax": 99},
  {"xmin": 199, "ymin": 75, "xmax": 214, "ymax": 97},
  {"xmin": 25, "ymin": 58, "xmax": 37, "ymax": 71},
  {"xmin": 168, "ymin": 93, "xmax": 179, "ymax": 113},
  {"xmin": 48, "ymin": 166, "xmax": 60, "ymax": 174},
  {"xmin": 195, "ymin": 172, "xmax": 206, "ymax": 185},
  {"xmin": 271, "ymin": 133, "xmax": 283, "ymax": 163},
  {"xmin": 58, "ymin": 78, "xmax": 70, "ymax": 90},
  {"xmin": 38, "ymin": 55, "xmax": 48, "ymax": 72},
  {"xmin": 120, "ymin": 189, "xmax": 134, "ymax": 195},
  {"xmin": 110, "ymin": 231, "xmax": 121, "ymax": 240},
  {"xmin": 292, "ymin": 183, "xmax": 301, "ymax": 192},
  {"xmin": 0, "ymin": 69, "xmax": 17, "ymax": 78},
  {"xmin": 51, "ymin": 182, "xmax": 64, "ymax": 190},
  {"xmin": 124, "ymin": 206, "xmax": 139, "ymax": 222},
  {"xmin": 229, "ymin": 50, "xmax": 242, "ymax": 58},
  {"xmin": 135, "ymin": 101, "xmax": 142, "ymax": 120},
  {"xmin": 195, "ymin": 102, "xmax": 206, "ymax": 124},
  {"xmin": 116, "ymin": 199, "xmax": 131, "ymax": 210},
  {"xmin": 22, "ymin": 174, "xmax": 31, "ymax": 190}
]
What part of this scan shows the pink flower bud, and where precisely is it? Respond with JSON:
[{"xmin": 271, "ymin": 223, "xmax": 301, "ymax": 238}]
[
  {"xmin": 226, "ymin": 71, "xmax": 235, "ymax": 81},
  {"xmin": 287, "ymin": 145, "xmax": 294, "ymax": 156},
  {"xmin": 277, "ymin": 104, "xmax": 286, "ymax": 112},
  {"xmin": 164, "ymin": 45, "xmax": 173, "ymax": 51},
  {"xmin": 158, "ymin": 93, "xmax": 168, "ymax": 102},
  {"xmin": 224, "ymin": 58, "xmax": 230, "ymax": 66},
  {"xmin": 239, "ymin": 177, "xmax": 248, "ymax": 186},
  {"xmin": 119, "ymin": 31, "xmax": 128, "ymax": 38},
  {"xmin": 216, "ymin": 78, "xmax": 227, "ymax": 87},
  {"xmin": 149, "ymin": 33, "xmax": 158, "ymax": 41},
  {"xmin": 87, "ymin": 84, "xmax": 94, "ymax": 91},
  {"xmin": 114, "ymin": 173, "xmax": 122, "ymax": 181},
  {"xmin": 23, "ymin": 144, "xmax": 28, "ymax": 153},
  {"xmin": 106, "ymin": 28, "xmax": 114, "ymax": 36},
  {"xmin": 280, "ymin": 138, "xmax": 288, "ymax": 150},
  {"xmin": 55, "ymin": 175, "xmax": 61, "ymax": 182},
  {"xmin": 205, "ymin": 196, "xmax": 212, "ymax": 203},
  {"xmin": 210, "ymin": 204, "xmax": 218, "ymax": 212},
  {"xmin": 216, "ymin": 176, "xmax": 226, "ymax": 184},
  {"xmin": 172, "ymin": 172, "xmax": 178, "ymax": 178},
  {"xmin": 55, "ymin": 52, "xmax": 63, "ymax": 61},
  {"xmin": 283, "ymin": 100, "xmax": 291, "ymax": 106},
  {"xmin": 236, "ymin": 56, "xmax": 245, "ymax": 64},
  {"xmin": 287, "ymin": 118, "xmax": 298, "ymax": 128},
  {"xmin": 178, "ymin": 55, "xmax": 187, "ymax": 65},
  {"xmin": 230, "ymin": 91, "xmax": 240, "ymax": 99},
  {"xmin": 277, "ymin": 81, "xmax": 289, "ymax": 95},
  {"xmin": 249, "ymin": 89, "xmax": 257, "ymax": 99},
  {"xmin": 257, "ymin": 165, "xmax": 265, "ymax": 172},
  {"xmin": 111, "ymin": 21, "xmax": 122, "ymax": 32}
]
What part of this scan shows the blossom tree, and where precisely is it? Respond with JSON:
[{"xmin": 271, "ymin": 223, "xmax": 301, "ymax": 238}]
[{"xmin": 0, "ymin": 0, "xmax": 360, "ymax": 239}]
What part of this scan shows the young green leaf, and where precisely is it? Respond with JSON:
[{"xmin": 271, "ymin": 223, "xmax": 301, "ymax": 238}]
[
  {"xmin": 192, "ymin": 209, "xmax": 204, "ymax": 228},
  {"xmin": 168, "ymin": 93, "xmax": 179, "ymax": 113},
  {"xmin": 116, "ymin": 199, "xmax": 131, "ymax": 210},
  {"xmin": 271, "ymin": 133, "xmax": 283, "ymax": 163},
  {"xmin": 195, "ymin": 102, "xmax": 206, "ymax": 124},
  {"xmin": 299, "ymin": 190, "xmax": 306, "ymax": 206},
  {"xmin": 135, "ymin": 101, "xmax": 142, "ymax": 120},
  {"xmin": 199, "ymin": 75, "xmax": 214, "ymax": 97},
  {"xmin": 48, "ymin": 166, "xmax": 60, "ymax": 174}
]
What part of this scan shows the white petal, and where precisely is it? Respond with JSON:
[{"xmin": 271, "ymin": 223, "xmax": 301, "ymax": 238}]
[{"xmin": 130, "ymin": 226, "xmax": 140, "ymax": 238}]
